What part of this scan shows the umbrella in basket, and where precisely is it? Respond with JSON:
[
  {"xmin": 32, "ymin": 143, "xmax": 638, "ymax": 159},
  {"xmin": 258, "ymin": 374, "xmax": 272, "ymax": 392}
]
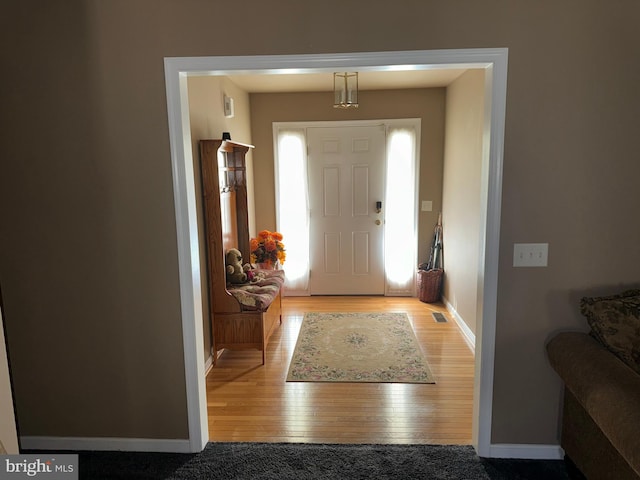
[
  {"xmin": 426, "ymin": 213, "xmax": 443, "ymax": 271},
  {"xmin": 418, "ymin": 213, "xmax": 444, "ymax": 303},
  {"xmin": 420, "ymin": 213, "xmax": 443, "ymax": 271}
]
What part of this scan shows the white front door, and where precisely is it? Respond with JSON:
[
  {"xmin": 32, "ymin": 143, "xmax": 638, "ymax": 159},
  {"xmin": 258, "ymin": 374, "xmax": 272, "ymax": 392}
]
[{"xmin": 307, "ymin": 125, "xmax": 386, "ymax": 295}]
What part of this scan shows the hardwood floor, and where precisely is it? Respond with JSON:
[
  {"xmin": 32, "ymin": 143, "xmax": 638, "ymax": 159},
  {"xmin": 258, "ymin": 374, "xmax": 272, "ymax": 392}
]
[{"xmin": 206, "ymin": 296, "xmax": 475, "ymax": 444}]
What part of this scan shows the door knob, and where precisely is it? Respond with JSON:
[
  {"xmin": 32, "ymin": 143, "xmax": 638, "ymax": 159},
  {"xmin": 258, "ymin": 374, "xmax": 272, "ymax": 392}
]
[{"xmin": 375, "ymin": 219, "xmax": 381, "ymax": 225}]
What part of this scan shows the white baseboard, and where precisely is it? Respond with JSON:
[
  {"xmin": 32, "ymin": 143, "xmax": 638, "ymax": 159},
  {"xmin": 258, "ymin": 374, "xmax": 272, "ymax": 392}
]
[
  {"xmin": 282, "ymin": 289, "xmax": 310, "ymax": 297},
  {"xmin": 20, "ymin": 436, "xmax": 193, "ymax": 453},
  {"xmin": 442, "ymin": 296, "xmax": 476, "ymax": 353},
  {"xmin": 487, "ymin": 443, "xmax": 565, "ymax": 460}
]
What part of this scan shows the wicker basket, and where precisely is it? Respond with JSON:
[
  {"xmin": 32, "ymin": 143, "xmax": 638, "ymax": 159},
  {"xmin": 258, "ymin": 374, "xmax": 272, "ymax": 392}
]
[{"xmin": 417, "ymin": 269, "xmax": 443, "ymax": 303}]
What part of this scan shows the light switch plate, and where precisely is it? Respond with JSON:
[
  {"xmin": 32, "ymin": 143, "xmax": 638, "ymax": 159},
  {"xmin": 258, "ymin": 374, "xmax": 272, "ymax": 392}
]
[
  {"xmin": 421, "ymin": 200, "xmax": 433, "ymax": 212},
  {"xmin": 513, "ymin": 243, "xmax": 548, "ymax": 267}
]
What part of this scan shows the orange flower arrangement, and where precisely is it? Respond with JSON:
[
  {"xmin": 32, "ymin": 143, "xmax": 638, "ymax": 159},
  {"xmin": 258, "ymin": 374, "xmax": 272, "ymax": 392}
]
[{"xmin": 250, "ymin": 230, "xmax": 286, "ymax": 266}]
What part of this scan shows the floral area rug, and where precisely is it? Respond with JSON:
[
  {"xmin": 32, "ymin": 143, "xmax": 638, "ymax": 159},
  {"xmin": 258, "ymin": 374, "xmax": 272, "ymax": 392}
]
[{"xmin": 286, "ymin": 312, "xmax": 435, "ymax": 383}]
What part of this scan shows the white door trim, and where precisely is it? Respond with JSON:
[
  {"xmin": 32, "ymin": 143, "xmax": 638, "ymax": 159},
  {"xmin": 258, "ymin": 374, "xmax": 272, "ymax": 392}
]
[
  {"xmin": 163, "ymin": 49, "xmax": 508, "ymax": 456},
  {"xmin": 273, "ymin": 118, "xmax": 421, "ymax": 297}
]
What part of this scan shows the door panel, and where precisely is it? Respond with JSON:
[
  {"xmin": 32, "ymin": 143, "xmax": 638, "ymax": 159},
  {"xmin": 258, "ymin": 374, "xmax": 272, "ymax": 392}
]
[
  {"xmin": 352, "ymin": 165, "xmax": 369, "ymax": 216},
  {"xmin": 353, "ymin": 231, "xmax": 371, "ymax": 274},
  {"xmin": 323, "ymin": 233, "xmax": 341, "ymax": 273},
  {"xmin": 322, "ymin": 166, "xmax": 340, "ymax": 216},
  {"xmin": 308, "ymin": 125, "xmax": 386, "ymax": 295}
]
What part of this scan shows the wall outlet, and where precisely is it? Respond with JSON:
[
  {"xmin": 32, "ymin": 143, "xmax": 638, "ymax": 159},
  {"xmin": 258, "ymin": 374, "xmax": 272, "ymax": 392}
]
[
  {"xmin": 421, "ymin": 200, "xmax": 433, "ymax": 212},
  {"xmin": 513, "ymin": 243, "xmax": 548, "ymax": 267}
]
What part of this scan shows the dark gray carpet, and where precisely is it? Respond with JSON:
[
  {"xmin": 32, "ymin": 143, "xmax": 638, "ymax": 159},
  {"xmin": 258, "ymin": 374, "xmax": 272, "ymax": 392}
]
[
  {"xmin": 48, "ymin": 442, "xmax": 579, "ymax": 479},
  {"xmin": 167, "ymin": 442, "xmax": 490, "ymax": 480}
]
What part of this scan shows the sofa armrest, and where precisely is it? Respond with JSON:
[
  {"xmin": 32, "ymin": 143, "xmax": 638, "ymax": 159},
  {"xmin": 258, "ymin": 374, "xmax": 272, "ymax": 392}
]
[{"xmin": 547, "ymin": 332, "xmax": 640, "ymax": 475}]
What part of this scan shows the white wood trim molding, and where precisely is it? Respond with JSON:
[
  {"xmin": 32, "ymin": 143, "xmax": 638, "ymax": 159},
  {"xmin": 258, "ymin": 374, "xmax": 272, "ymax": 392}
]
[
  {"xmin": 164, "ymin": 48, "xmax": 508, "ymax": 456},
  {"xmin": 21, "ymin": 436, "xmax": 193, "ymax": 453},
  {"xmin": 442, "ymin": 296, "xmax": 476, "ymax": 353},
  {"xmin": 488, "ymin": 443, "xmax": 565, "ymax": 460},
  {"xmin": 164, "ymin": 59, "xmax": 209, "ymax": 454},
  {"xmin": 273, "ymin": 118, "xmax": 422, "ymax": 298},
  {"xmin": 473, "ymin": 48, "xmax": 508, "ymax": 458}
]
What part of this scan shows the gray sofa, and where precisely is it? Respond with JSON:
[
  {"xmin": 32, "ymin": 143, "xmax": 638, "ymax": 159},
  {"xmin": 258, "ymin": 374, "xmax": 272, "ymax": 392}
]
[{"xmin": 547, "ymin": 289, "xmax": 640, "ymax": 479}]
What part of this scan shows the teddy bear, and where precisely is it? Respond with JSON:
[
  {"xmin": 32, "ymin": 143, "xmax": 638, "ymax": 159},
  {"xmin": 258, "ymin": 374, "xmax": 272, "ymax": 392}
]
[{"xmin": 225, "ymin": 248, "xmax": 248, "ymax": 284}]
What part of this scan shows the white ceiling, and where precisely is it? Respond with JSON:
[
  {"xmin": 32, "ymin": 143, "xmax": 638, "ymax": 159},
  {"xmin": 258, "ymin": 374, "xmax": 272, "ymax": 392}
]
[{"xmin": 226, "ymin": 68, "xmax": 469, "ymax": 93}]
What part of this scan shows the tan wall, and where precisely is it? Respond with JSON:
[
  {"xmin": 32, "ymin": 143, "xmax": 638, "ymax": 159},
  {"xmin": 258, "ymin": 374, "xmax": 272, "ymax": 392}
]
[
  {"xmin": 1, "ymin": 1, "xmax": 639, "ymax": 445},
  {"xmin": 187, "ymin": 76, "xmax": 254, "ymax": 362},
  {"xmin": 250, "ymin": 89, "xmax": 445, "ymax": 263},
  {"xmin": 0, "ymin": 307, "xmax": 19, "ymax": 454},
  {"xmin": 441, "ymin": 70, "xmax": 485, "ymax": 335}
]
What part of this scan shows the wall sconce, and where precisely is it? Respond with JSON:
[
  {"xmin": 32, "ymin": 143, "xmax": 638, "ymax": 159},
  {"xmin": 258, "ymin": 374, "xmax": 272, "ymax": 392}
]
[
  {"xmin": 223, "ymin": 94, "xmax": 234, "ymax": 118},
  {"xmin": 333, "ymin": 72, "xmax": 359, "ymax": 108}
]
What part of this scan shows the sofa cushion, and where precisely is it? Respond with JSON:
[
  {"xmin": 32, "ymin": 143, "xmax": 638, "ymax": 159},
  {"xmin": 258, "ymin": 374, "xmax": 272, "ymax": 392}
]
[
  {"xmin": 227, "ymin": 269, "xmax": 285, "ymax": 312},
  {"xmin": 580, "ymin": 289, "xmax": 640, "ymax": 375},
  {"xmin": 547, "ymin": 332, "xmax": 640, "ymax": 478}
]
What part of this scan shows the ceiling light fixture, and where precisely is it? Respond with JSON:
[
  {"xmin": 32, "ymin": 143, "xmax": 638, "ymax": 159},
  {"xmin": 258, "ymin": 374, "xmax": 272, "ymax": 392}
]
[{"xmin": 333, "ymin": 72, "xmax": 359, "ymax": 108}]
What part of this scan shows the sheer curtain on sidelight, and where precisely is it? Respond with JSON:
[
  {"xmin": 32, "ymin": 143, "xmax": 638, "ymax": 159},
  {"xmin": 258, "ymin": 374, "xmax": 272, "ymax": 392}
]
[
  {"xmin": 384, "ymin": 126, "xmax": 418, "ymax": 295},
  {"xmin": 274, "ymin": 128, "xmax": 310, "ymax": 294}
]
